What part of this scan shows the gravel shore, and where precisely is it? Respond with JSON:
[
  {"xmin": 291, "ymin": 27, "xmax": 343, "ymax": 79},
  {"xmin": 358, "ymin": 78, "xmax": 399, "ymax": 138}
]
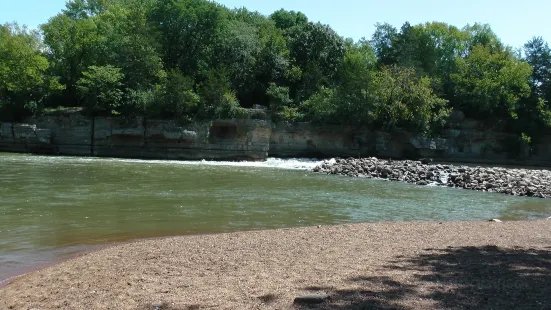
[{"xmin": 1, "ymin": 221, "xmax": 550, "ymax": 310}]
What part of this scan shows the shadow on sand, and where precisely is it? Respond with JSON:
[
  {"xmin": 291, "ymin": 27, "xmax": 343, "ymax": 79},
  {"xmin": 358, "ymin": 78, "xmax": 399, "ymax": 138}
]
[{"xmin": 297, "ymin": 245, "xmax": 551, "ymax": 309}]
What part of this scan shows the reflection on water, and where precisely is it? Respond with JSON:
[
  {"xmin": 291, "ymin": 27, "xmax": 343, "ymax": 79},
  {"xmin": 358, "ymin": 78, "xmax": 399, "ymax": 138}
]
[{"xmin": 1, "ymin": 153, "xmax": 550, "ymax": 282}]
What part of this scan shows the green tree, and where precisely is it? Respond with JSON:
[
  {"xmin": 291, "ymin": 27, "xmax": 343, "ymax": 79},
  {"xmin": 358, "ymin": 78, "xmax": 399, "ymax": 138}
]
[
  {"xmin": 76, "ymin": 65, "xmax": 124, "ymax": 112},
  {"xmin": 524, "ymin": 37, "xmax": 551, "ymax": 101},
  {"xmin": 216, "ymin": 18, "xmax": 263, "ymax": 104},
  {"xmin": 95, "ymin": 0, "xmax": 164, "ymax": 90},
  {"xmin": 451, "ymin": 45, "xmax": 532, "ymax": 119},
  {"xmin": 286, "ymin": 22, "xmax": 346, "ymax": 102},
  {"xmin": 216, "ymin": 8, "xmax": 290, "ymax": 107},
  {"xmin": 463, "ymin": 23, "xmax": 503, "ymax": 53},
  {"xmin": 269, "ymin": 9, "xmax": 308, "ymax": 31},
  {"xmin": 154, "ymin": 70, "xmax": 200, "ymax": 119},
  {"xmin": 371, "ymin": 23, "xmax": 398, "ymax": 67},
  {"xmin": 0, "ymin": 24, "xmax": 63, "ymax": 121},
  {"xmin": 372, "ymin": 66, "xmax": 450, "ymax": 133},
  {"xmin": 149, "ymin": 0, "xmax": 226, "ymax": 76},
  {"xmin": 515, "ymin": 37, "xmax": 551, "ymax": 136},
  {"xmin": 41, "ymin": 14, "xmax": 100, "ymax": 105},
  {"xmin": 330, "ymin": 40, "xmax": 378, "ymax": 123},
  {"xmin": 392, "ymin": 22, "xmax": 438, "ymax": 75},
  {"xmin": 64, "ymin": 0, "xmax": 112, "ymax": 19},
  {"xmin": 197, "ymin": 68, "xmax": 239, "ymax": 119}
]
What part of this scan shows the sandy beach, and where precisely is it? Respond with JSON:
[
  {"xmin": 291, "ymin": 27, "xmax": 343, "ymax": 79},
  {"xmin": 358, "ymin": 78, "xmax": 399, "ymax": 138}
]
[{"xmin": 1, "ymin": 220, "xmax": 550, "ymax": 309}]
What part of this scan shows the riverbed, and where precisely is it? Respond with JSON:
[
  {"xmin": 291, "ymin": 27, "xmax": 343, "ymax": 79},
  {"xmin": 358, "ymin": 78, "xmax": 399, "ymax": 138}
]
[{"xmin": 1, "ymin": 153, "xmax": 550, "ymax": 283}]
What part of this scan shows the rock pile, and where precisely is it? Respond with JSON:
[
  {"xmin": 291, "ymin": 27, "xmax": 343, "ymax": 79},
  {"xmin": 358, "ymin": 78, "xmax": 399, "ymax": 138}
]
[{"xmin": 313, "ymin": 157, "xmax": 551, "ymax": 198}]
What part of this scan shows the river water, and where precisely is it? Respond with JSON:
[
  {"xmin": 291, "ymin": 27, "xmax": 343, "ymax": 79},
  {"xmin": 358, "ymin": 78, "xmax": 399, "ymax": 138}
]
[{"xmin": 1, "ymin": 153, "xmax": 550, "ymax": 283}]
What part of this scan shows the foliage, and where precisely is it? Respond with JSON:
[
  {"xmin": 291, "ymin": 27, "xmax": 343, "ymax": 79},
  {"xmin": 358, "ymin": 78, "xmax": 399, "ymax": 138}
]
[
  {"xmin": 303, "ymin": 66, "xmax": 449, "ymax": 134},
  {"xmin": 266, "ymin": 83, "xmax": 292, "ymax": 111},
  {"xmin": 286, "ymin": 21, "xmax": 346, "ymax": 102},
  {"xmin": 372, "ymin": 66, "xmax": 450, "ymax": 133},
  {"xmin": 197, "ymin": 69, "xmax": 239, "ymax": 119},
  {"xmin": 76, "ymin": 65, "xmax": 124, "ymax": 112},
  {"xmin": 1, "ymin": 0, "xmax": 550, "ymax": 139},
  {"xmin": 41, "ymin": 13, "xmax": 100, "ymax": 105},
  {"xmin": 95, "ymin": 0, "xmax": 165, "ymax": 90},
  {"xmin": 521, "ymin": 132, "xmax": 532, "ymax": 144},
  {"xmin": 0, "ymin": 23, "xmax": 63, "ymax": 120},
  {"xmin": 451, "ymin": 45, "xmax": 532, "ymax": 118},
  {"xmin": 302, "ymin": 87, "xmax": 338, "ymax": 123},
  {"xmin": 153, "ymin": 70, "xmax": 199, "ymax": 119},
  {"xmin": 149, "ymin": 0, "xmax": 225, "ymax": 76}
]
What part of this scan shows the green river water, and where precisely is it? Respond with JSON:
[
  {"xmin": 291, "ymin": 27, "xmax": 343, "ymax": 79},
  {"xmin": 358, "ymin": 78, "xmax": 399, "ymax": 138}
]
[{"xmin": 1, "ymin": 152, "xmax": 550, "ymax": 283}]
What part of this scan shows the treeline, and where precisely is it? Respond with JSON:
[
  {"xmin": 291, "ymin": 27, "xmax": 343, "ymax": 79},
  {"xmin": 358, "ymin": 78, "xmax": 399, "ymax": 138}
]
[{"xmin": 1, "ymin": 0, "xmax": 551, "ymax": 140}]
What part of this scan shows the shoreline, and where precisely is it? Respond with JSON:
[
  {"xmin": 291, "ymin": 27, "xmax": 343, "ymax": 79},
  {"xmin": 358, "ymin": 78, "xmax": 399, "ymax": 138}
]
[
  {"xmin": 1, "ymin": 220, "xmax": 550, "ymax": 309},
  {"xmin": 3, "ymin": 151, "xmax": 551, "ymax": 169}
]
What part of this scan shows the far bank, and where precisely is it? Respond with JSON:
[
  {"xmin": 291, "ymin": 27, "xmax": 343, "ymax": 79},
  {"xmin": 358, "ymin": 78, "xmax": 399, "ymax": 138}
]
[{"xmin": 1, "ymin": 111, "xmax": 551, "ymax": 166}]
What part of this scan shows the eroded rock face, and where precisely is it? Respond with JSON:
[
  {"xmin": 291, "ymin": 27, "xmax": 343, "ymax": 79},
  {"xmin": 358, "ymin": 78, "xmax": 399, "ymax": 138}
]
[
  {"xmin": 0, "ymin": 116, "xmax": 271, "ymax": 161},
  {"xmin": 313, "ymin": 157, "xmax": 551, "ymax": 199}
]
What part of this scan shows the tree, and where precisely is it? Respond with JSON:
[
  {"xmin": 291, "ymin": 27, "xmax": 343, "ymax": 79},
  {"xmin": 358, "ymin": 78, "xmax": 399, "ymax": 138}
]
[
  {"xmin": 392, "ymin": 22, "xmax": 439, "ymax": 75},
  {"xmin": 372, "ymin": 66, "xmax": 450, "ymax": 133},
  {"xmin": 421, "ymin": 22, "xmax": 470, "ymax": 99},
  {"xmin": 0, "ymin": 24, "xmax": 63, "ymax": 121},
  {"xmin": 41, "ymin": 14, "xmax": 100, "ymax": 105},
  {"xmin": 524, "ymin": 36, "xmax": 551, "ymax": 100},
  {"xmin": 76, "ymin": 65, "xmax": 124, "ymax": 112},
  {"xmin": 197, "ymin": 68, "xmax": 239, "ymax": 119},
  {"xmin": 303, "ymin": 65, "xmax": 449, "ymax": 133},
  {"xmin": 149, "ymin": 0, "xmax": 226, "ymax": 76},
  {"xmin": 94, "ymin": 0, "xmax": 164, "ymax": 90},
  {"xmin": 269, "ymin": 9, "xmax": 308, "ymax": 31},
  {"xmin": 330, "ymin": 40, "xmax": 378, "ymax": 123},
  {"xmin": 302, "ymin": 87, "xmax": 337, "ymax": 123},
  {"xmin": 286, "ymin": 22, "xmax": 346, "ymax": 102},
  {"xmin": 216, "ymin": 18, "xmax": 263, "ymax": 103},
  {"xmin": 64, "ymin": 0, "xmax": 112, "ymax": 19},
  {"xmin": 371, "ymin": 23, "xmax": 398, "ymax": 67},
  {"xmin": 451, "ymin": 45, "xmax": 532, "ymax": 119},
  {"xmin": 154, "ymin": 70, "xmax": 200, "ymax": 119},
  {"xmin": 216, "ymin": 8, "xmax": 290, "ymax": 107},
  {"xmin": 463, "ymin": 23, "xmax": 503, "ymax": 53},
  {"xmin": 266, "ymin": 83, "xmax": 298, "ymax": 120},
  {"xmin": 514, "ymin": 37, "xmax": 551, "ymax": 136}
]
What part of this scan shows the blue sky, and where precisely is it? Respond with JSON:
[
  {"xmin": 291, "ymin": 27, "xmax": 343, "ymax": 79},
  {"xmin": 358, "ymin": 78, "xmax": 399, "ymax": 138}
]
[{"xmin": 1, "ymin": 0, "xmax": 549, "ymax": 48}]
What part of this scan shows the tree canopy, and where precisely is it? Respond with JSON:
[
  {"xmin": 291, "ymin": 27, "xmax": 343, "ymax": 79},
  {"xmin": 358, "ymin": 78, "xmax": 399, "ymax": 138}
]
[{"xmin": 1, "ymin": 0, "xmax": 551, "ymax": 140}]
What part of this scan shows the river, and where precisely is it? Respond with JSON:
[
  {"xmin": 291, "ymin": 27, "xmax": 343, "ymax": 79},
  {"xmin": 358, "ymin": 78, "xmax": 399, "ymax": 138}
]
[{"xmin": 1, "ymin": 152, "xmax": 550, "ymax": 283}]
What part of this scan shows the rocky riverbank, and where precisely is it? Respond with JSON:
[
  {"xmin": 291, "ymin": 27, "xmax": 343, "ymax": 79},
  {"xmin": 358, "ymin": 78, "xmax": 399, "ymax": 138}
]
[{"xmin": 313, "ymin": 157, "xmax": 551, "ymax": 198}]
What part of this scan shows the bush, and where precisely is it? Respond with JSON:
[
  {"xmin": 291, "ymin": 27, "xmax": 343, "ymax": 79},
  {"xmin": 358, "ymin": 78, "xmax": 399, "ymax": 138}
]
[
  {"xmin": 77, "ymin": 65, "xmax": 124, "ymax": 113},
  {"xmin": 123, "ymin": 88, "xmax": 158, "ymax": 116},
  {"xmin": 154, "ymin": 70, "xmax": 200, "ymax": 120},
  {"xmin": 197, "ymin": 69, "xmax": 241, "ymax": 119},
  {"xmin": 302, "ymin": 87, "xmax": 338, "ymax": 123}
]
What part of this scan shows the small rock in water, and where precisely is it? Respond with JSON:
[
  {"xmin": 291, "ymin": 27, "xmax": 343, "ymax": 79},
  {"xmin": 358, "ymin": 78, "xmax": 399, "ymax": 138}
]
[
  {"xmin": 294, "ymin": 294, "xmax": 330, "ymax": 305},
  {"xmin": 489, "ymin": 219, "xmax": 503, "ymax": 223}
]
